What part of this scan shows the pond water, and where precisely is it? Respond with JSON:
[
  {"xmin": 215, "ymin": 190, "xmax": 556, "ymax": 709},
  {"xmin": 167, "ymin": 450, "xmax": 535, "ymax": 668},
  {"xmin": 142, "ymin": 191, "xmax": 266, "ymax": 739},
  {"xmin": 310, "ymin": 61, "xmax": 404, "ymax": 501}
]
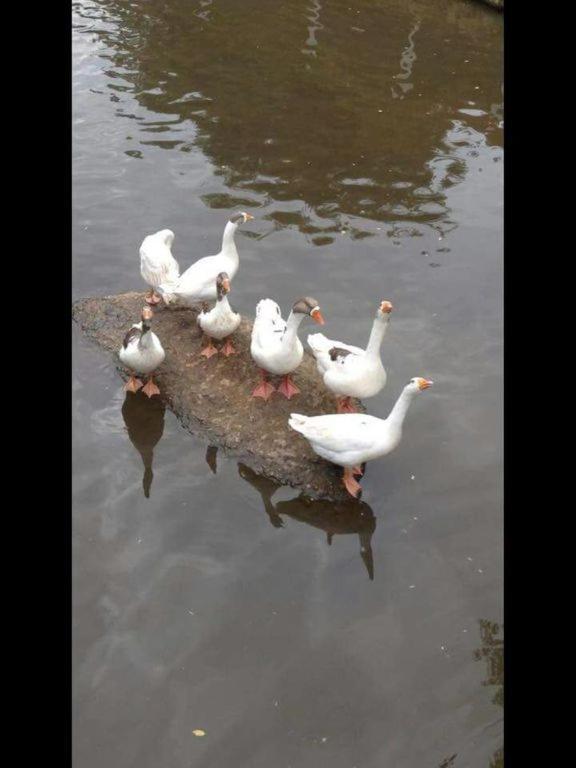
[{"xmin": 72, "ymin": 1, "xmax": 503, "ymax": 766}]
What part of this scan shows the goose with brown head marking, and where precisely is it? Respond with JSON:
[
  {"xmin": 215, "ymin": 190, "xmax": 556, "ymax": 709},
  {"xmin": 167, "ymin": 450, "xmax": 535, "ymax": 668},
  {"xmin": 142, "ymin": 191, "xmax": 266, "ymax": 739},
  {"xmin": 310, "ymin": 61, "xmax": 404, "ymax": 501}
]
[
  {"xmin": 118, "ymin": 307, "xmax": 165, "ymax": 397},
  {"xmin": 197, "ymin": 272, "xmax": 241, "ymax": 357},
  {"xmin": 307, "ymin": 300, "xmax": 393, "ymax": 413},
  {"xmin": 289, "ymin": 377, "xmax": 433, "ymax": 498},
  {"xmin": 157, "ymin": 212, "xmax": 254, "ymax": 305},
  {"xmin": 250, "ymin": 296, "xmax": 325, "ymax": 400}
]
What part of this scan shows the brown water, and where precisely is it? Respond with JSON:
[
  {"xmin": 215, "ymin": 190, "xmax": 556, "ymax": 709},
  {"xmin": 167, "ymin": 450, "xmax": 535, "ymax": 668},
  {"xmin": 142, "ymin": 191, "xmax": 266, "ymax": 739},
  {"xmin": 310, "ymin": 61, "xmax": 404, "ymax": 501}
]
[{"xmin": 72, "ymin": 1, "xmax": 503, "ymax": 766}]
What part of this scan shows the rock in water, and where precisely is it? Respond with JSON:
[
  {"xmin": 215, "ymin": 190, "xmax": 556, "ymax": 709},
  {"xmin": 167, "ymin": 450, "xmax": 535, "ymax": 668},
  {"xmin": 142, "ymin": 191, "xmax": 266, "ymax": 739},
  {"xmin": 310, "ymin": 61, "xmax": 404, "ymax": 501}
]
[{"xmin": 73, "ymin": 291, "xmax": 363, "ymax": 500}]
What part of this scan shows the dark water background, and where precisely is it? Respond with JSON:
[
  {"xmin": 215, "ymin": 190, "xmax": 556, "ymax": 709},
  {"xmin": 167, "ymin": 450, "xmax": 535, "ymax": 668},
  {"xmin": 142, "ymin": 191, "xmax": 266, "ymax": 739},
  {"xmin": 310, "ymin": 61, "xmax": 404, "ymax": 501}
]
[{"xmin": 72, "ymin": 1, "xmax": 503, "ymax": 766}]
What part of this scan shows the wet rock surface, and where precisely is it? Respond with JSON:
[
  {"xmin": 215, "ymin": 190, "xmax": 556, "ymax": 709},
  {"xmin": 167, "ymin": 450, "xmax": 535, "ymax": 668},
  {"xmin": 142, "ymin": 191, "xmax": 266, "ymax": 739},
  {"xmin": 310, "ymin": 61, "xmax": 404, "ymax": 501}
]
[{"xmin": 73, "ymin": 291, "xmax": 363, "ymax": 500}]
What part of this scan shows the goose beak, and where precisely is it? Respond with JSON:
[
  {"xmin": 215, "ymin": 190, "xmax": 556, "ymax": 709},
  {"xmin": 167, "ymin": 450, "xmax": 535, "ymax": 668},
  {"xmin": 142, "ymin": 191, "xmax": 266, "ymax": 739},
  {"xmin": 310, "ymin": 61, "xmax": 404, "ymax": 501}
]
[
  {"xmin": 311, "ymin": 308, "xmax": 325, "ymax": 325},
  {"xmin": 418, "ymin": 378, "xmax": 434, "ymax": 390},
  {"xmin": 380, "ymin": 300, "xmax": 393, "ymax": 313},
  {"xmin": 243, "ymin": 212, "xmax": 255, "ymax": 222},
  {"xmin": 222, "ymin": 277, "xmax": 231, "ymax": 293},
  {"xmin": 141, "ymin": 307, "xmax": 154, "ymax": 321}
]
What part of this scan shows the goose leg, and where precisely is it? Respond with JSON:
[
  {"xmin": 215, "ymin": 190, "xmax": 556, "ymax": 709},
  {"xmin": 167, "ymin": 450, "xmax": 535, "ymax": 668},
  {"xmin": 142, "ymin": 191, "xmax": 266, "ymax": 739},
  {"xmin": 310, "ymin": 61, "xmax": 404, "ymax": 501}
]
[
  {"xmin": 277, "ymin": 375, "xmax": 301, "ymax": 399},
  {"xmin": 200, "ymin": 336, "xmax": 219, "ymax": 359},
  {"xmin": 343, "ymin": 467, "xmax": 363, "ymax": 499},
  {"xmin": 337, "ymin": 396, "xmax": 357, "ymax": 414},
  {"xmin": 221, "ymin": 336, "xmax": 237, "ymax": 356},
  {"xmin": 251, "ymin": 369, "xmax": 276, "ymax": 400},
  {"xmin": 145, "ymin": 289, "xmax": 161, "ymax": 306},
  {"xmin": 125, "ymin": 375, "xmax": 143, "ymax": 393},
  {"xmin": 142, "ymin": 376, "xmax": 161, "ymax": 398}
]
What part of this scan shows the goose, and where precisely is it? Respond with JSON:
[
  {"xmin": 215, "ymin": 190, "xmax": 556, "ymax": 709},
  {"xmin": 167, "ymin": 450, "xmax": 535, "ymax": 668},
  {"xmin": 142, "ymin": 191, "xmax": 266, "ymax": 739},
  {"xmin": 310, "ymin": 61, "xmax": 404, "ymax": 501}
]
[
  {"xmin": 139, "ymin": 229, "xmax": 179, "ymax": 305},
  {"xmin": 250, "ymin": 296, "xmax": 325, "ymax": 400},
  {"xmin": 157, "ymin": 212, "xmax": 254, "ymax": 305},
  {"xmin": 289, "ymin": 377, "xmax": 433, "ymax": 498},
  {"xmin": 197, "ymin": 272, "xmax": 241, "ymax": 357},
  {"xmin": 307, "ymin": 300, "xmax": 393, "ymax": 413},
  {"xmin": 118, "ymin": 307, "xmax": 166, "ymax": 397}
]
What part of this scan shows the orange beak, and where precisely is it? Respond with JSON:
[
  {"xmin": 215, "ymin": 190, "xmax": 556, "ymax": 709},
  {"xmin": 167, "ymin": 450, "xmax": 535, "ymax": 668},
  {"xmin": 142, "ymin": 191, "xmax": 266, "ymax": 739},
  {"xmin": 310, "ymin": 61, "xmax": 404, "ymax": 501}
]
[
  {"xmin": 380, "ymin": 300, "xmax": 393, "ymax": 313},
  {"xmin": 243, "ymin": 213, "xmax": 255, "ymax": 221},
  {"xmin": 222, "ymin": 277, "xmax": 231, "ymax": 293},
  {"xmin": 311, "ymin": 308, "xmax": 325, "ymax": 325},
  {"xmin": 142, "ymin": 307, "xmax": 154, "ymax": 321},
  {"xmin": 418, "ymin": 378, "xmax": 434, "ymax": 390}
]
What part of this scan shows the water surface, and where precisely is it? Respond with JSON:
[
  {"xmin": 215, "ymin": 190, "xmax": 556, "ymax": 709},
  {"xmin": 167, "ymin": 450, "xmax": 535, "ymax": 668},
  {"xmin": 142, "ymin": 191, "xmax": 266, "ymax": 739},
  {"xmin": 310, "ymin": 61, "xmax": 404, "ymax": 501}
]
[{"xmin": 72, "ymin": 1, "xmax": 503, "ymax": 766}]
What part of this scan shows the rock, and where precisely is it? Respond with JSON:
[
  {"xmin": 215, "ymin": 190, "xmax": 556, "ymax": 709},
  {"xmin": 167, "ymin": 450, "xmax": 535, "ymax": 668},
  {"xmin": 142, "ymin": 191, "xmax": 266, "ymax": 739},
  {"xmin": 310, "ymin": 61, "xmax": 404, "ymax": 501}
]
[{"xmin": 73, "ymin": 292, "xmax": 363, "ymax": 500}]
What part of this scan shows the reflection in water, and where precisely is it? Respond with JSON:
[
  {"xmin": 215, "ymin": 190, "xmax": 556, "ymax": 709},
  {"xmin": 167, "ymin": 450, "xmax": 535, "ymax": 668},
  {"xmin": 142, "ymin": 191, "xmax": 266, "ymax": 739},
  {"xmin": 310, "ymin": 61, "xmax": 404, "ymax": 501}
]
[
  {"xmin": 205, "ymin": 445, "xmax": 218, "ymax": 474},
  {"xmin": 475, "ymin": 619, "xmax": 503, "ymax": 767},
  {"xmin": 474, "ymin": 618, "xmax": 503, "ymax": 709},
  {"xmin": 302, "ymin": 0, "xmax": 324, "ymax": 56},
  {"xmin": 73, "ymin": 0, "xmax": 503, "ymax": 238},
  {"xmin": 238, "ymin": 462, "xmax": 376, "ymax": 580},
  {"xmin": 121, "ymin": 391, "xmax": 166, "ymax": 498},
  {"xmin": 391, "ymin": 19, "xmax": 420, "ymax": 100}
]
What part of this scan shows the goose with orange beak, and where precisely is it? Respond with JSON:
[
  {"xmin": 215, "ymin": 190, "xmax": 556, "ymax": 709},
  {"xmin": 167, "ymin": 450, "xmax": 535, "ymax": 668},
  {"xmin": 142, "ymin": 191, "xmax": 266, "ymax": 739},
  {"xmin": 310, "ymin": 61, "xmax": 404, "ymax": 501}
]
[
  {"xmin": 197, "ymin": 272, "xmax": 241, "ymax": 357},
  {"xmin": 118, "ymin": 307, "xmax": 166, "ymax": 397},
  {"xmin": 250, "ymin": 296, "xmax": 325, "ymax": 400},
  {"xmin": 289, "ymin": 377, "xmax": 433, "ymax": 499},
  {"xmin": 308, "ymin": 299, "xmax": 393, "ymax": 413}
]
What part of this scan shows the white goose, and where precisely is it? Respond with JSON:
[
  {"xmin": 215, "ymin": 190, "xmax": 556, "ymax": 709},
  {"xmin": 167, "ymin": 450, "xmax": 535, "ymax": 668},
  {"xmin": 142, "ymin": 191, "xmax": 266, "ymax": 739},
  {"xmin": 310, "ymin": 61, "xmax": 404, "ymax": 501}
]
[
  {"xmin": 158, "ymin": 212, "xmax": 254, "ymax": 305},
  {"xmin": 139, "ymin": 229, "xmax": 179, "ymax": 305},
  {"xmin": 289, "ymin": 377, "xmax": 433, "ymax": 498},
  {"xmin": 118, "ymin": 307, "xmax": 166, "ymax": 397},
  {"xmin": 197, "ymin": 272, "xmax": 241, "ymax": 357},
  {"xmin": 307, "ymin": 300, "xmax": 393, "ymax": 413},
  {"xmin": 250, "ymin": 296, "xmax": 325, "ymax": 400}
]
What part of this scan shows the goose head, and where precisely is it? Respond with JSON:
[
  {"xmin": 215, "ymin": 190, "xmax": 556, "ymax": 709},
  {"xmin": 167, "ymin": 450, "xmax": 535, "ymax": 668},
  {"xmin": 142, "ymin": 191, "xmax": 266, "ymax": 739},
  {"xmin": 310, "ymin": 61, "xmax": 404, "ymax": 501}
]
[
  {"xmin": 228, "ymin": 211, "xmax": 254, "ymax": 227},
  {"xmin": 405, "ymin": 376, "xmax": 433, "ymax": 394},
  {"xmin": 216, "ymin": 271, "xmax": 231, "ymax": 300},
  {"xmin": 141, "ymin": 306, "xmax": 154, "ymax": 330},
  {"xmin": 377, "ymin": 300, "xmax": 394, "ymax": 318},
  {"xmin": 158, "ymin": 229, "xmax": 175, "ymax": 247},
  {"xmin": 292, "ymin": 296, "xmax": 325, "ymax": 325}
]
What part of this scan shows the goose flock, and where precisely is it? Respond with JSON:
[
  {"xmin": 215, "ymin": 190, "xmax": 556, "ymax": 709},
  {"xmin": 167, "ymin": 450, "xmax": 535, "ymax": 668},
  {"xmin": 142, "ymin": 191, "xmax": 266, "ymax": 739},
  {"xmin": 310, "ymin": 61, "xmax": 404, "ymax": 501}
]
[{"xmin": 119, "ymin": 212, "xmax": 433, "ymax": 498}]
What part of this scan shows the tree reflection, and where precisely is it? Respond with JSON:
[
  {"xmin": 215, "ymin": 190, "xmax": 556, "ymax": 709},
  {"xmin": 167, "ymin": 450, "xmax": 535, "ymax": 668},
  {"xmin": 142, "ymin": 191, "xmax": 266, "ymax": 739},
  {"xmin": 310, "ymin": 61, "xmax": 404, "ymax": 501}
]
[{"xmin": 75, "ymin": 0, "xmax": 502, "ymax": 237}]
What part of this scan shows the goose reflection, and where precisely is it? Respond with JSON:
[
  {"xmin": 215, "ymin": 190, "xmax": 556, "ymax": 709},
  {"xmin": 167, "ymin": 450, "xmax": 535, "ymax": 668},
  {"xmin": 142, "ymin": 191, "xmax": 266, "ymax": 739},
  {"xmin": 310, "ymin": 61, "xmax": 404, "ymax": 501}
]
[
  {"xmin": 121, "ymin": 391, "xmax": 166, "ymax": 498},
  {"xmin": 238, "ymin": 463, "xmax": 376, "ymax": 580}
]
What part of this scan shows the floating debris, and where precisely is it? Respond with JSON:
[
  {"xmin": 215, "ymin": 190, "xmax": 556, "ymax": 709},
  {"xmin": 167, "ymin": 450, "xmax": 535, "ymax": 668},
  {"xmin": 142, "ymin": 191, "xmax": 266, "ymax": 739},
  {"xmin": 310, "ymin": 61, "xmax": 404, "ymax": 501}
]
[{"xmin": 192, "ymin": 729, "xmax": 206, "ymax": 737}]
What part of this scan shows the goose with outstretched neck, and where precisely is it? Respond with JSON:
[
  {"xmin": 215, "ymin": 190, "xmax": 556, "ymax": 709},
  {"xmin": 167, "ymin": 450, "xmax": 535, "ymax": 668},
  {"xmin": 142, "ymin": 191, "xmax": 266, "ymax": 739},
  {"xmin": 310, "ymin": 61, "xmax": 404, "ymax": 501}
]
[
  {"xmin": 250, "ymin": 296, "xmax": 325, "ymax": 400},
  {"xmin": 289, "ymin": 377, "xmax": 433, "ymax": 498},
  {"xmin": 308, "ymin": 300, "xmax": 393, "ymax": 413},
  {"xmin": 158, "ymin": 211, "xmax": 254, "ymax": 305}
]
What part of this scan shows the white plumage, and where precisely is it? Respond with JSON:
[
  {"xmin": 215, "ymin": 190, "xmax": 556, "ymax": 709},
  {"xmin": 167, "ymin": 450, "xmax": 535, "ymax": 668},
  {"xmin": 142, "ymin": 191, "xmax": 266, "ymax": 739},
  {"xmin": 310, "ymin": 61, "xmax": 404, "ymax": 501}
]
[
  {"xmin": 119, "ymin": 321, "xmax": 165, "ymax": 375},
  {"xmin": 158, "ymin": 212, "xmax": 253, "ymax": 305},
  {"xmin": 289, "ymin": 377, "xmax": 433, "ymax": 497},
  {"xmin": 307, "ymin": 301, "xmax": 393, "ymax": 408},
  {"xmin": 139, "ymin": 229, "xmax": 179, "ymax": 291}
]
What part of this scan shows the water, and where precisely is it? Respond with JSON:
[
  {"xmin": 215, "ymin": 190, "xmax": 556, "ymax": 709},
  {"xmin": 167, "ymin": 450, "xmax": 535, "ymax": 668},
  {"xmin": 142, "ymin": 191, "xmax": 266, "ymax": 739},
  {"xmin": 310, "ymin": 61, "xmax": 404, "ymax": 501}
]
[{"xmin": 72, "ymin": 1, "xmax": 503, "ymax": 766}]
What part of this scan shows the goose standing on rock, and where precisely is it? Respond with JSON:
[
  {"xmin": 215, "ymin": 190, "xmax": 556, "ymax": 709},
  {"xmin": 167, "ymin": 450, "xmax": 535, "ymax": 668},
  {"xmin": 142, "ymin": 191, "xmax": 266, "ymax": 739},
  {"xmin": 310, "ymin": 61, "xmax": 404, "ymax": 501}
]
[
  {"xmin": 289, "ymin": 377, "xmax": 433, "ymax": 498},
  {"xmin": 157, "ymin": 212, "xmax": 254, "ymax": 305},
  {"xmin": 197, "ymin": 272, "xmax": 241, "ymax": 358},
  {"xmin": 307, "ymin": 300, "xmax": 393, "ymax": 413},
  {"xmin": 139, "ymin": 229, "xmax": 179, "ymax": 306},
  {"xmin": 250, "ymin": 296, "xmax": 325, "ymax": 400},
  {"xmin": 119, "ymin": 307, "xmax": 166, "ymax": 397}
]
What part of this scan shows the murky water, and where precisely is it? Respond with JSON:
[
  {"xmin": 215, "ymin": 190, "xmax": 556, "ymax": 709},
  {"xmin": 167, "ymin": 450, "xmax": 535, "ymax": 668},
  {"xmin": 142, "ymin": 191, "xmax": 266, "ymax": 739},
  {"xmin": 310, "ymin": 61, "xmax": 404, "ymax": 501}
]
[{"xmin": 72, "ymin": 1, "xmax": 503, "ymax": 766}]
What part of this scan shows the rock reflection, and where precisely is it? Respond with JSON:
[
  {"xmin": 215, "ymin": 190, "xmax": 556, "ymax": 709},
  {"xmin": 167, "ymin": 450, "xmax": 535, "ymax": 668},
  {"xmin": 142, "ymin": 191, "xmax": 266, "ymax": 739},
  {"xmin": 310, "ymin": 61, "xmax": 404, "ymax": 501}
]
[
  {"xmin": 238, "ymin": 462, "xmax": 376, "ymax": 580},
  {"xmin": 121, "ymin": 391, "xmax": 166, "ymax": 498},
  {"xmin": 474, "ymin": 618, "xmax": 503, "ymax": 767}
]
